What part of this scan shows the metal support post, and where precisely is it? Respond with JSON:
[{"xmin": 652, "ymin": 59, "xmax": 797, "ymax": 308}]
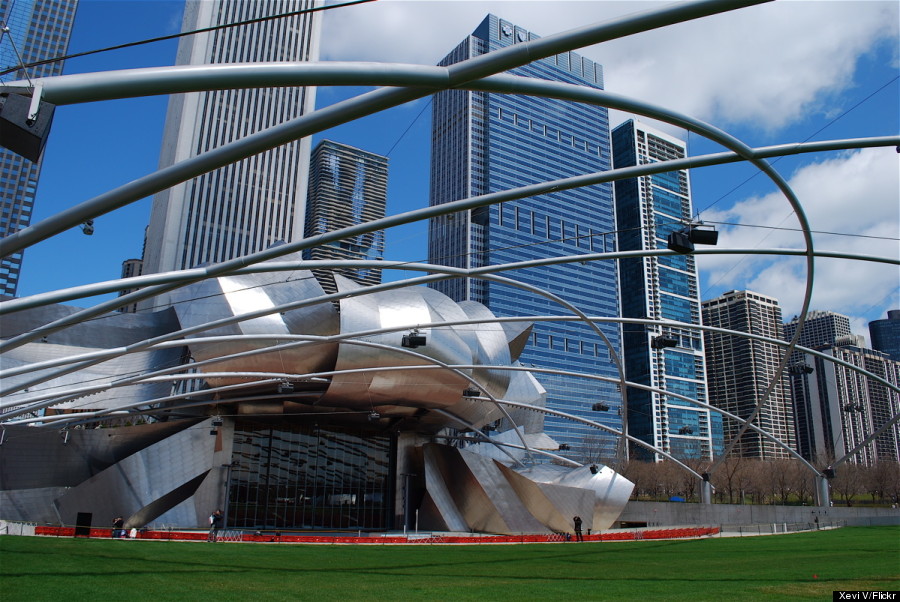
[
  {"xmin": 700, "ymin": 473, "xmax": 713, "ymax": 505},
  {"xmin": 815, "ymin": 474, "xmax": 831, "ymax": 507}
]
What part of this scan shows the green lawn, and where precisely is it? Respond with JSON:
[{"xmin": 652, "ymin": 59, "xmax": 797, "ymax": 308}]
[{"xmin": 3, "ymin": 527, "xmax": 898, "ymax": 601}]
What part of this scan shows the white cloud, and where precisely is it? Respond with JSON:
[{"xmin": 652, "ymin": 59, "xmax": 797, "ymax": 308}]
[
  {"xmin": 320, "ymin": 0, "xmax": 899, "ymax": 331},
  {"xmin": 698, "ymin": 147, "xmax": 900, "ymax": 330},
  {"xmin": 598, "ymin": 1, "xmax": 899, "ymax": 130},
  {"xmin": 321, "ymin": 1, "xmax": 899, "ymax": 130}
]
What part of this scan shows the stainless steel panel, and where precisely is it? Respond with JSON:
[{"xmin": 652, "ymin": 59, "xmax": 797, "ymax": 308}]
[
  {"xmin": 2, "ymin": 343, "xmax": 182, "ymax": 415},
  {"xmin": 171, "ymin": 263, "xmax": 339, "ymax": 388},
  {"xmin": 497, "ymin": 462, "xmax": 594, "ymax": 533},
  {"xmin": 0, "ymin": 487, "xmax": 67, "ymax": 523},
  {"xmin": 553, "ymin": 464, "xmax": 635, "ymax": 531},
  {"xmin": 54, "ymin": 418, "xmax": 226, "ymax": 528},
  {"xmin": 324, "ymin": 282, "xmax": 475, "ymax": 410}
]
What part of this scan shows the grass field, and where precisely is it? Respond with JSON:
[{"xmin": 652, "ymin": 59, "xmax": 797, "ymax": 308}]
[{"xmin": 3, "ymin": 527, "xmax": 898, "ymax": 601}]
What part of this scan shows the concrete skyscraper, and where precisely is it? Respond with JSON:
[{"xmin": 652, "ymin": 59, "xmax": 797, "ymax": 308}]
[
  {"xmin": 790, "ymin": 343, "xmax": 899, "ymax": 466},
  {"xmin": 701, "ymin": 290, "xmax": 796, "ymax": 459},
  {"xmin": 611, "ymin": 120, "xmax": 721, "ymax": 461},
  {"xmin": 428, "ymin": 15, "xmax": 621, "ymax": 456},
  {"xmin": 141, "ymin": 0, "xmax": 322, "ymax": 302},
  {"xmin": 304, "ymin": 140, "xmax": 388, "ymax": 290},
  {"xmin": 783, "ymin": 310, "xmax": 853, "ymax": 351},
  {"xmin": 0, "ymin": 0, "xmax": 79, "ymax": 296},
  {"xmin": 783, "ymin": 310, "xmax": 899, "ymax": 465}
]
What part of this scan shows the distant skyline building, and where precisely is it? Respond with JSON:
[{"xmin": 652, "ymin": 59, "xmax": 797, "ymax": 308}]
[
  {"xmin": 790, "ymin": 343, "xmax": 899, "ymax": 466},
  {"xmin": 0, "ymin": 0, "xmax": 79, "ymax": 296},
  {"xmin": 869, "ymin": 310, "xmax": 900, "ymax": 362},
  {"xmin": 701, "ymin": 290, "xmax": 796, "ymax": 459},
  {"xmin": 783, "ymin": 310, "xmax": 853, "ymax": 351},
  {"xmin": 611, "ymin": 120, "xmax": 721, "ymax": 461},
  {"xmin": 116, "ymin": 257, "xmax": 143, "ymax": 313},
  {"xmin": 428, "ymin": 15, "xmax": 622, "ymax": 456},
  {"xmin": 141, "ymin": 0, "xmax": 322, "ymax": 305},
  {"xmin": 304, "ymin": 140, "xmax": 388, "ymax": 290}
]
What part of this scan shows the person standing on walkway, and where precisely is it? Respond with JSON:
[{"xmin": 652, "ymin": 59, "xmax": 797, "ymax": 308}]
[
  {"xmin": 112, "ymin": 516, "xmax": 124, "ymax": 539},
  {"xmin": 573, "ymin": 515, "xmax": 584, "ymax": 542},
  {"xmin": 208, "ymin": 509, "xmax": 223, "ymax": 542}
]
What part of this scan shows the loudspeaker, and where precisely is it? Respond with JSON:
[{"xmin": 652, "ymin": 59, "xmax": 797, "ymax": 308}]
[
  {"xmin": 666, "ymin": 229, "xmax": 694, "ymax": 254},
  {"xmin": 401, "ymin": 333, "xmax": 426, "ymax": 348},
  {"xmin": 689, "ymin": 227, "xmax": 719, "ymax": 245},
  {"xmin": 0, "ymin": 93, "xmax": 55, "ymax": 162}
]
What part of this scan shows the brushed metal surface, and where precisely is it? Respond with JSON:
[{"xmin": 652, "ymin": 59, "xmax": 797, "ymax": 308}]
[{"xmin": 423, "ymin": 443, "xmax": 631, "ymax": 535}]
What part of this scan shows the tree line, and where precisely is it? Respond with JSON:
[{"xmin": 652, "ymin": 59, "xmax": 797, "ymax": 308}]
[{"xmin": 618, "ymin": 458, "xmax": 900, "ymax": 506}]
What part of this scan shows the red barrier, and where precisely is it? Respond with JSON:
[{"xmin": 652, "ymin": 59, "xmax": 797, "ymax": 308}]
[{"xmin": 31, "ymin": 525, "xmax": 717, "ymax": 543}]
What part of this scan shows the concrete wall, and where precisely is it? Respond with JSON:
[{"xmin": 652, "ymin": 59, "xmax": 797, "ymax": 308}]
[{"xmin": 617, "ymin": 501, "xmax": 900, "ymax": 528}]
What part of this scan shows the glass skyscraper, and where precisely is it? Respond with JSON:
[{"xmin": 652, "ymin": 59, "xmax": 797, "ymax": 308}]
[
  {"xmin": 428, "ymin": 15, "xmax": 621, "ymax": 458},
  {"xmin": 141, "ymin": 0, "xmax": 322, "ymax": 299},
  {"xmin": 611, "ymin": 120, "xmax": 721, "ymax": 461},
  {"xmin": 0, "ymin": 0, "xmax": 79, "ymax": 296},
  {"xmin": 304, "ymin": 140, "xmax": 388, "ymax": 290},
  {"xmin": 869, "ymin": 310, "xmax": 900, "ymax": 362}
]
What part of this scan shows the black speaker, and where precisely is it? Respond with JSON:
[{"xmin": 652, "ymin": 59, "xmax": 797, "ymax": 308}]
[
  {"xmin": 666, "ymin": 229, "xmax": 694, "ymax": 254},
  {"xmin": 0, "ymin": 93, "xmax": 55, "ymax": 162},
  {"xmin": 689, "ymin": 227, "xmax": 719, "ymax": 246},
  {"xmin": 401, "ymin": 333, "xmax": 426, "ymax": 348}
]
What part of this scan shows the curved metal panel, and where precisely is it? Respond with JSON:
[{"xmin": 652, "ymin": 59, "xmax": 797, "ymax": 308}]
[
  {"xmin": 323, "ymin": 283, "xmax": 474, "ymax": 410},
  {"xmin": 458, "ymin": 300, "xmax": 513, "ymax": 400},
  {"xmin": 516, "ymin": 463, "xmax": 634, "ymax": 531},
  {"xmin": 171, "ymin": 263, "xmax": 339, "ymax": 387},
  {"xmin": 554, "ymin": 464, "xmax": 635, "ymax": 531}
]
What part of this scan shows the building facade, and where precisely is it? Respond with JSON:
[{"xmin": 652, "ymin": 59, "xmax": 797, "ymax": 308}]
[
  {"xmin": 783, "ymin": 310, "xmax": 853, "ymax": 351},
  {"xmin": 611, "ymin": 120, "xmax": 721, "ymax": 461},
  {"xmin": 701, "ymin": 290, "xmax": 796, "ymax": 459},
  {"xmin": 304, "ymin": 140, "xmax": 388, "ymax": 289},
  {"xmin": 116, "ymin": 257, "xmax": 143, "ymax": 313},
  {"xmin": 141, "ymin": 0, "xmax": 322, "ymax": 303},
  {"xmin": 869, "ymin": 310, "xmax": 900, "ymax": 362},
  {"xmin": 791, "ymin": 344, "xmax": 900, "ymax": 466},
  {"xmin": 0, "ymin": 262, "xmax": 633, "ymax": 534},
  {"xmin": 428, "ymin": 15, "xmax": 622, "ymax": 458},
  {"xmin": 0, "ymin": 0, "xmax": 79, "ymax": 296}
]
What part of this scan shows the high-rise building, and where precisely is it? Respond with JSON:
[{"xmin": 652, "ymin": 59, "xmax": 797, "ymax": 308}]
[
  {"xmin": 869, "ymin": 310, "xmax": 900, "ymax": 362},
  {"xmin": 0, "ymin": 0, "xmax": 79, "ymax": 296},
  {"xmin": 701, "ymin": 290, "xmax": 796, "ymax": 459},
  {"xmin": 304, "ymin": 140, "xmax": 388, "ymax": 290},
  {"xmin": 611, "ymin": 120, "xmax": 721, "ymax": 461},
  {"xmin": 141, "ymin": 0, "xmax": 322, "ymax": 303},
  {"xmin": 791, "ymin": 344, "xmax": 899, "ymax": 466},
  {"xmin": 428, "ymin": 15, "xmax": 621, "ymax": 457},
  {"xmin": 116, "ymin": 257, "xmax": 143, "ymax": 314},
  {"xmin": 783, "ymin": 310, "xmax": 852, "ymax": 351}
]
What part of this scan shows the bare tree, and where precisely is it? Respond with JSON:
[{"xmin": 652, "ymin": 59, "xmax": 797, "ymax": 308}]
[
  {"xmin": 740, "ymin": 460, "xmax": 767, "ymax": 504},
  {"xmin": 789, "ymin": 460, "xmax": 815, "ymax": 506},
  {"xmin": 831, "ymin": 463, "xmax": 866, "ymax": 506},
  {"xmin": 717, "ymin": 456, "xmax": 753, "ymax": 504},
  {"xmin": 657, "ymin": 460, "xmax": 683, "ymax": 501},
  {"xmin": 675, "ymin": 458, "xmax": 705, "ymax": 502},
  {"xmin": 579, "ymin": 433, "xmax": 618, "ymax": 467},
  {"xmin": 766, "ymin": 459, "xmax": 798, "ymax": 504},
  {"xmin": 621, "ymin": 460, "xmax": 653, "ymax": 500},
  {"xmin": 865, "ymin": 460, "xmax": 900, "ymax": 505}
]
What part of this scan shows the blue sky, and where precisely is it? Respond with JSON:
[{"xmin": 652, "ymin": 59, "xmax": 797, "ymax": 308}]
[{"xmin": 10, "ymin": 0, "xmax": 900, "ymax": 339}]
